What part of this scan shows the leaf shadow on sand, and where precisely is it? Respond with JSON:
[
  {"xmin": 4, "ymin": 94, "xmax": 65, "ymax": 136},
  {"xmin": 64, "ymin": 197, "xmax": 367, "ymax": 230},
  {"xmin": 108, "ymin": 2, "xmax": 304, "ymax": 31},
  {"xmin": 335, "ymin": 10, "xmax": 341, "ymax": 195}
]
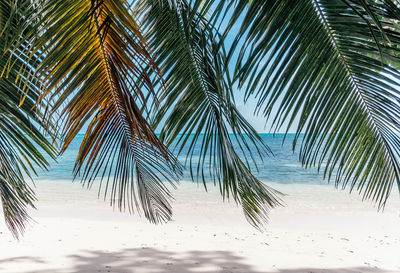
[{"xmin": 0, "ymin": 248, "xmax": 393, "ymax": 273}]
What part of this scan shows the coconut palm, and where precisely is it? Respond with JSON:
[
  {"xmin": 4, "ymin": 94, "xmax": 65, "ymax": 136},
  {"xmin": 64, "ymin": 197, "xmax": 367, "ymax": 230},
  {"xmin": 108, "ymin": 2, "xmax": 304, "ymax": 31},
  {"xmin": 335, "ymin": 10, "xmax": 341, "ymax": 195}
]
[
  {"xmin": 1, "ymin": 0, "xmax": 400, "ymax": 237},
  {"xmin": 0, "ymin": 0, "xmax": 56, "ymax": 236}
]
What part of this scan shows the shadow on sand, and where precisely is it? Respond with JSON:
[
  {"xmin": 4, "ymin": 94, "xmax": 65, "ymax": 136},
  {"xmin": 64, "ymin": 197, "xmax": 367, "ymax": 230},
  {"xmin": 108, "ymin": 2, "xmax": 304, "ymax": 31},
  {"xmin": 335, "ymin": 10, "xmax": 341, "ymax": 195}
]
[{"xmin": 0, "ymin": 247, "xmax": 391, "ymax": 273}]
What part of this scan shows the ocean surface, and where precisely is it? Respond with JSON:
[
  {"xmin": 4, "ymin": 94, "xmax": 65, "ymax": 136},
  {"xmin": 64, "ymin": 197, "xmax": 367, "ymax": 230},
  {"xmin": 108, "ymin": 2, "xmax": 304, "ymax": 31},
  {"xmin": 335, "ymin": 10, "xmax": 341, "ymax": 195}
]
[
  {"xmin": 32, "ymin": 134, "xmax": 326, "ymax": 185},
  {"xmin": 27, "ymin": 133, "xmax": 400, "ymax": 213}
]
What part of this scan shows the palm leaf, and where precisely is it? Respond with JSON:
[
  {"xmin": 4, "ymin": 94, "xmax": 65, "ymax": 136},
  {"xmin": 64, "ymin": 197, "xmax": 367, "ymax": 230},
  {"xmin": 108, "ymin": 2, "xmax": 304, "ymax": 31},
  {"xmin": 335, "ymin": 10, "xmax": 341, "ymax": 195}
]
[
  {"xmin": 0, "ymin": 0, "xmax": 56, "ymax": 237},
  {"xmin": 30, "ymin": 0, "xmax": 182, "ymax": 223},
  {"xmin": 135, "ymin": 0, "xmax": 282, "ymax": 228},
  {"xmin": 222, "ymin": 0, "xmax": 400, "ymax": 206}
]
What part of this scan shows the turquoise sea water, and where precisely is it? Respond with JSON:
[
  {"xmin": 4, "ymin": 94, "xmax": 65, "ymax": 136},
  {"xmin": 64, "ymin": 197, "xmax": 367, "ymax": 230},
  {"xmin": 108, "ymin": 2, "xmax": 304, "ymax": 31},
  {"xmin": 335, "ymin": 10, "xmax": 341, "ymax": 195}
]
[{"xmin": 33, "ymin": 134, "xmax": 327, "ymax": 186}]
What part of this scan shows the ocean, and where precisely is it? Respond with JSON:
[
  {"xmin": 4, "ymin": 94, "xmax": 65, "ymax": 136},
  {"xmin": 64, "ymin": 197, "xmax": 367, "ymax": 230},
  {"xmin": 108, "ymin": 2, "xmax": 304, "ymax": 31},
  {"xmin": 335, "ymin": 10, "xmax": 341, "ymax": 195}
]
[
  {"xmin": 32, "ymin": 134, "xmax": 326, "ymax": 186},
  {"xmin": 23, "ymin": 133, "xmax": 400, "ymax": 219}
]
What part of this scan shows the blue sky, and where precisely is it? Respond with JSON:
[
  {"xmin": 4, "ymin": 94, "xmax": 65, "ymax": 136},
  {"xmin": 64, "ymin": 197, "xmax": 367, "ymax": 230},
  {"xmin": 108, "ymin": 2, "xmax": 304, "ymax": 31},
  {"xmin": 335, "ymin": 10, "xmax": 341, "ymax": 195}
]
[
  {"xmin": 219, "ymin": 4, "xmax": 299, "ymax": 134},
  {"xmin": 79, "ymin": 1, "xmax": 297, "ymax": 135}
]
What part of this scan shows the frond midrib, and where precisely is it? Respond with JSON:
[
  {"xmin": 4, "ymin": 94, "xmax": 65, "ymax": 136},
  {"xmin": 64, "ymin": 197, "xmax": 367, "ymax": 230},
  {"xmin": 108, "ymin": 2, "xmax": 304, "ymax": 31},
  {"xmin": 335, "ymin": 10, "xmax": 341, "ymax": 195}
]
[
  {"xmin": 91, "ymin": 5, "xmax": 140, "ymax": 153},
  {"xmin": 174, "ymin": 2, "xmax": 220, "ymax": 117},
  {"xmin": 312, "ymin": 0, "xmax": 399, "ymax": 180}
]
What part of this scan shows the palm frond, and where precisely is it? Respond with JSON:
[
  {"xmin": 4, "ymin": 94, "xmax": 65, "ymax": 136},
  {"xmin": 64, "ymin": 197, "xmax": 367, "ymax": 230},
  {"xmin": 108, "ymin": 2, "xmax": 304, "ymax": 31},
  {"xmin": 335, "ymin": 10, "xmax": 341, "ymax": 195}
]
[
  {"xmin": 31, "ymin": 0, "xmax": 182, "ymax": 223},
  {"xmin": 135, "ymin": 0, "xmax": 282, "ymax": 228},
  {"xmin": 0, "ymin": 0, "xmax": 56, "ymax": 237},
  {"xmin": 223, "ymin": 0, "xmax": 400, "ymax": 206}
]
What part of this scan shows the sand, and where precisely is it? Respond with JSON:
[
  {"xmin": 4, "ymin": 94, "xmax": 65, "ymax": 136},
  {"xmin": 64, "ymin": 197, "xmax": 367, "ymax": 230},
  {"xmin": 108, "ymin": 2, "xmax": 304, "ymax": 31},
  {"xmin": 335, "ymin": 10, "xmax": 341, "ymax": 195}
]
[{"xmin": 0, "ymin": 181, "xmax": 399, "ymax": 273}]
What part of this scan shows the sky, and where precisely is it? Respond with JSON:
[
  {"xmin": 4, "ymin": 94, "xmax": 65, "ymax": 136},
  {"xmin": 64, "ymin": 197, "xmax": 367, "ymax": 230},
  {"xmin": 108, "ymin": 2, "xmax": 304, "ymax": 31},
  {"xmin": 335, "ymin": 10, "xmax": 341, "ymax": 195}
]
[
  {"xmin": 76, "ymin": 1, "xmax": 299, "ymax": 135},
  {"xmin": 213, "ymin": 2, "xmax": 299, "ymax": 134}
]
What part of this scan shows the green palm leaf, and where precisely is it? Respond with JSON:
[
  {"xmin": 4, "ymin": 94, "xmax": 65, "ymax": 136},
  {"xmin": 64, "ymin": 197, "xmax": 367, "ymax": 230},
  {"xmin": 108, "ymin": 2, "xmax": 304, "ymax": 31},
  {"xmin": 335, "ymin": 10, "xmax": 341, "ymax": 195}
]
[
  {"xmin": 222, "ymin": 0, "xmax": 400, "ymax": 206},
  {"xmin": 135, "ymin": 0, "xmax": 282, "ymax": 227},
  {"xmin": 4, "ymin": 0, "xmax": 399, "ymax": 236},
  {"xmin": 0, "ymin": 0, "xmax": 56, "ymax": 237},
  {"xmin": 30, "ymin": 0, "xmax": 182, "ymax": 223}
]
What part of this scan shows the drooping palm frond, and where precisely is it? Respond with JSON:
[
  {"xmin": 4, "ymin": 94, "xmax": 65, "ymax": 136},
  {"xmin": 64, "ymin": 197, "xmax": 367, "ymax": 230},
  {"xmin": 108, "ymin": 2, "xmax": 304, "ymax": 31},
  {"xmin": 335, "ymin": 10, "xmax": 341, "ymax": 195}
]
[
  {"xmin": 29, "ymin": 0, "xmax": 182, "ymax": 223},
  {"xmin": 220, "ymin": 0, "xmax": 400, "ymax": 206},
  {"xmin": 135, "ymin": 0, "xmax": 282, "ymax": 227},
  {"xmin": 0, "ymin": 0, "xmax": 56, "ymax": 237}
]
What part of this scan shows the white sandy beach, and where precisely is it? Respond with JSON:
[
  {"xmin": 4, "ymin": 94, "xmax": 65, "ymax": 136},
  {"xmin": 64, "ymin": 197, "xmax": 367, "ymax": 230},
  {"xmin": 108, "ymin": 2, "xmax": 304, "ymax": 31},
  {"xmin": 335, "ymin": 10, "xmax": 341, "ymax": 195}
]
[{"xmin": 1, "ymin": 181, "xmax": 399, "ymax": 273}]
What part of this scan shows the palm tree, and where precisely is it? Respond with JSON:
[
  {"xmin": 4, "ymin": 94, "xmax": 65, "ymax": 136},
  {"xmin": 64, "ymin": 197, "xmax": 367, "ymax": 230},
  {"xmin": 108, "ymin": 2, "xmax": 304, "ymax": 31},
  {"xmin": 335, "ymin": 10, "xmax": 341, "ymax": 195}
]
[
  {"xmin": 0, "ymin": 0, "xmax": 57, "ymax": 236},
  {"xmin": 1, "ymin": 0, "xmax": 399, "ymax": 237}
]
